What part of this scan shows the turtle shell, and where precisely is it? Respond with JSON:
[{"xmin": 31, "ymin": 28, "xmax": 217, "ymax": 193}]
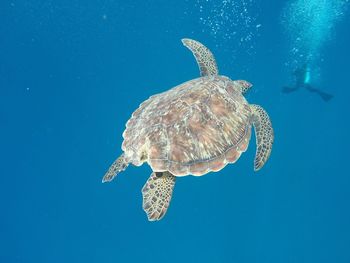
[{"xmin": 122, "ymin": 75, "xmax": 252, "ymax": 176}]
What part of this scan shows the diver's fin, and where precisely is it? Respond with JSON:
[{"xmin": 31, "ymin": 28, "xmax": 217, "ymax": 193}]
[
  {"xmin": 305, "ymin": 84, "xmax": 333, "ymax": 102},
  {"xmin": 282, "ymin": 86, "xmax": 299, "ymax": 94},
  {"xmin": 318, "ymin": 91, "xmax": 334, "ymax": 102}
]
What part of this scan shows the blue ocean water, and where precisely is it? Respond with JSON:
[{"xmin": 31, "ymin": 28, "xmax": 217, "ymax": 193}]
[{"xmin": 1, "ymin": 0, "xmax": 350, "ymax": 262}]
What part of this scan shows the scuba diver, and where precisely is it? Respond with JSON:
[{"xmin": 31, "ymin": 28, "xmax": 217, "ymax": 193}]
[{"xmin": 282, "ymin": 64, "xmax": 334, "ymax": 102}]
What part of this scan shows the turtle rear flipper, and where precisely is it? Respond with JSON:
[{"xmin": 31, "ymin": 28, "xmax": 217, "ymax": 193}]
[
  {"xmin": 250, "ymin": 105, "xmax": 274, "ymax": 171},
  {"xmin": 142, "ymin": 171, "xmax": 176, "ymax": 221},
  {"xmin": 102, "ymin": 153, "xmax": 129, "ymax": 183}
]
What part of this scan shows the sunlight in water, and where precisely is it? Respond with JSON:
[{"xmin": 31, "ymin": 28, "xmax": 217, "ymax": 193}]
[{"xmin": 282, "ymin": 0, "xmax": 349, "ymax": 68}]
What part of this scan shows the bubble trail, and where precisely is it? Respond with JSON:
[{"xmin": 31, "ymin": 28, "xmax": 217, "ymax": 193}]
[
  {"xmin": 195, "ymin": 0, "xmax": 261, "ymax": 60},
  {"xmin": 282, "ymin": 0, "xmax": 349, "ymax": 70}
]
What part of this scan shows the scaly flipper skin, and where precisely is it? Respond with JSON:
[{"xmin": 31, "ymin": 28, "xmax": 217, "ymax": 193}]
[
  {"xmin": 142, "ymin": 171, "xmax": 176, "ymax": 221},
  {"xmin": 182, "ymin": 38, "xmax": 219, "ymax": 77},
  {"xmin": 250, "ymin": 105, "xmax": 274, "ymax": 171},
  {"xmin": 237, "ymin": 80, "xmax": 253, "ymax": 94},
  {"xmin": 102, "ymin": 153, "xmax": 129, "ymax": 183}
]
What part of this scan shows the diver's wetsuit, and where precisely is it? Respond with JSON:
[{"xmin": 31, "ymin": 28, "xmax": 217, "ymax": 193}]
[{"xmin": 282, "ymin": 64, "xmax": 333, "ymax": 101}]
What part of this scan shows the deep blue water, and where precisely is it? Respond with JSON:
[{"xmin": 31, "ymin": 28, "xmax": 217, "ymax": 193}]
[{"xmin": 1, "ymin": 1, "xmax": 350, "ymax": 262}]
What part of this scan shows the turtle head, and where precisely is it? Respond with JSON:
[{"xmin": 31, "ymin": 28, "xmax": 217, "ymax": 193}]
[{"xmin": 234, "ymin": 80, "xmax": 252, "ymax": 94}]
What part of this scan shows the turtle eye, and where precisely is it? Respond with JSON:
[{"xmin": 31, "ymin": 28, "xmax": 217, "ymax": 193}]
[{"xmin": 155, "ymin": 172, "xmax": 163, "ymax": 177}]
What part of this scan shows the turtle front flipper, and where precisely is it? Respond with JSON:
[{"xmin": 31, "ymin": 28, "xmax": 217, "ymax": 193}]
[
  {"xmin": 182, "ymin": 38, "xmax": 219, "ymax": 77},
  {"xmin": 102, "ymin": 153, "xmax": 129, "ymax": 183},
  {"xmin": 250, "ymin": 105, "xmax": 274, "ymax": 171},
  {"xmin": 142, "ymin": 171, "xmax": 176, "ymax": 221}
]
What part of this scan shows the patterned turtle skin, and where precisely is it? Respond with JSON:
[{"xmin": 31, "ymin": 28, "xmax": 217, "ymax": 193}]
[{"xmin": 103, "ymin": 38, "xmax": 274, "ymax": 221}]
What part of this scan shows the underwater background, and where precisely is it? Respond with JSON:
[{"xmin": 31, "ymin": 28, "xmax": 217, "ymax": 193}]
[{"xmin": 1, "ymin": 0, "xmax": 350, "ymax": 262}]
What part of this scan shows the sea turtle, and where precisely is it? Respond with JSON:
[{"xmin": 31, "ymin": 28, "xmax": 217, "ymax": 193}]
[{"xmin": 103, "ymin": 38, "xmax": 274, "ymax": 221}]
